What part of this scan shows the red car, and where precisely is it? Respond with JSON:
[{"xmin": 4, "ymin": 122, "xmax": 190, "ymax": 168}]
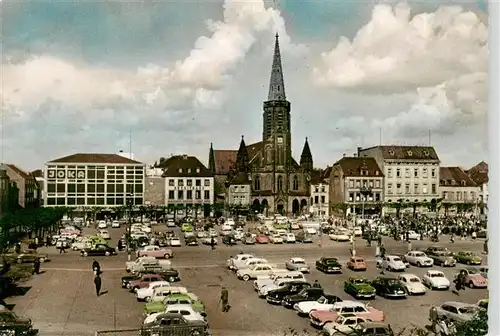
[
  {"xmin": 128, "ymin": 274, "xmax": 164, "ymax": 292},
  {"xmin": 256, "ymin": 234, "xmax": 270, "ymax": 244}
]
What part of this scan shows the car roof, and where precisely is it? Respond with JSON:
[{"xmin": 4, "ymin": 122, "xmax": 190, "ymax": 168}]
[
  {"xmin": 165, "ymin": 304, "xmax": 195, "ymax": 309},
  {"xmin": 335, "ymin": 300, "xmax": 364, "ymax": 307},
  {"xmin": 399, "ymin": 273, "xmax": 419, "ymax": 279},
  {"xmin": 427, "ymin": 270, "xmax": 444, "ymax": 274},
  {"xmin": 443, "ymin": 301, "xmax": 476, "ymax": 308},
  {"xmin": 291, "ymin": 257, "xmax": 305, "ymax": 262}
]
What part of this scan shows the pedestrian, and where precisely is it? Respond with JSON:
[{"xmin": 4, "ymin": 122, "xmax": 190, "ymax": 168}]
[
  {"xmin": 450, "ymin": 234, "xmax": 454, "ymax": 243},
  {"xmin": 92, "ymin": 259, "xmax": 101, "ymax": 275},
  {"xmin": 472, "ymin": 231, "xmax": 477, "ymax": 241},
  {"xmin": 312, "ymin": 280, "xmax": 322, "ymax": 288},
  {"xmin": 483, "ymin": 239, "xmax": 488, "ymax": 254},
  {"xmin": 366, "ymin": 235, "xmax": 371, "ymax": 247},
  {"xmin": 377, "ymin": 235, "xmax": 382, "ymax": 247},
  {"xmin": 33, "ymin": 258, "xmax": 41, "ymax": 275},
  {"xmin": 380, "ymin": 245, "xmax": 386, "ymax": 258},
  {"xmin": 220, "ymin": 286, "xmax": 229, "ymax": 312},
  {"xmin": 210, "ymin": 237, "xmax": 216, "ymax": 250},
  {"xmin": 94, "ymin": 273, "xmax": 102, "ymax": 296},
  {"xmin": 59, "ymin": 243, "xmax": 66, "ymax": 254},
  {"xmin": 117, "ymin": 239, "xmax": 123, "ymax": 251},
  {"xmin": 429, "ymin": 307, "xmax": 438, "ymax": 332}
]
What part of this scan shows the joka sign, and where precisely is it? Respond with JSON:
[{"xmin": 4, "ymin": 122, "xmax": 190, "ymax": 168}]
[{"xmin": 47, "ymin": 170, "xmax": 85, "ymax": 179}]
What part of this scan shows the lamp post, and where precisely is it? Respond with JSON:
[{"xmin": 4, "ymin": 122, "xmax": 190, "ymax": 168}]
[
  {"xmin": 353, "ymin": 186, "xmax": 372, "ymax": 257},
  {"xmin": 126, "ymin": 194, "xmax": 133, "ymax": 261}
]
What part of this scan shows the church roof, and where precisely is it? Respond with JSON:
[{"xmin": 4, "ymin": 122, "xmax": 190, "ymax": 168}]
[
  {"xmin": 213, "ymin": 141, "xmax": 263, "ymax": 175},
  {"xmin": 267, "ymin": 33, "xmax": 286, "ymax": 101}
]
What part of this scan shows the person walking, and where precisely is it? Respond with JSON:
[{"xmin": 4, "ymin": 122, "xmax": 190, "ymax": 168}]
[
  {"xmin": 220, "ymin": 287, "xmax": 229, "ymax": 312},
  {"xmin": 210, "ymin": 237, "xmax": 216, "ymax": 250},
  {"xmin": 94, "ymin": 273, "xmax": 102, "ymax": 296},
  {"xmin": 429, "ymin": 306, "xmax": 438, "ymax": 332},
  {"xmin": 312, "ymin": 280, "xmax": 322, "ymax": 289},
  {"xmin": 117, "ymin": 239, "xmax": 123, "ymax": 251},
  {"xmin": 92, "ymin": 259, "xmax": 101, "ymax": 275},
  {"xmin": 33, "ymin": 258, "xmax": 41, "ymax": 275}
]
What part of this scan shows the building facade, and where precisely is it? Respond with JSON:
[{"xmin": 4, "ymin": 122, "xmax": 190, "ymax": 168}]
[
  {"xmin": 439, "ymin": 167, "xmax": 479, "ymax": 214},
  {"xmin": 144, "ymin": 168, "xmax": 165, "ymax": 206},
  {"xmin": 329, "ymin": 157, "xmax": 384, "ymax": 216},
  {"xmin": 0, "ymin": 165, "xmax": 10, "ymax": 218},
  {"xmin": 5, "ymin": 164, "xmax": 40, "ymax": 209},
  {"xmin": 209, "ymin": 34, "xmax": 313, "ymax": 215},
  {"xmin": 309, "ymin": 168, "xmax": 330, "ymax": 218},
  {"xmin": 44, "ymin": 153, "xmax": 145, "ymax": 207},
  {"xmin": 163, "ymin": 155, "xmax": 214, "ymax": 216},
  {"xmin": 358, "ymin": 146, "xmax": 440, "ymax": 211},
  {"xmin": 466, "ymin": 161, "xmax": 488, "ymax": 211}
]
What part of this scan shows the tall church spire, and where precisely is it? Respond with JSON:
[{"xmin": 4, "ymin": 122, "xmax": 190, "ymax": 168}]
[
  {"xmin": 300, "ymin": 137, "xmax": 313, "ymax": 171},
  {"xmin": 236, "ymin": 136, "xmax": 249, "ymax": 172},
  {"xmin": 208, "ymin": 143, "xmax": 215, "ymax": 173},
  {"xmin": 267, "ymin": 33, "xmax": 286, "ymax": 101}
]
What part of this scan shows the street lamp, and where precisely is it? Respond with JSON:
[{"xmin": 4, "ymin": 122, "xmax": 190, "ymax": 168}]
[
  {"xmin": 353, "ymin": 186, "xmax": 372, "ymax": 257},
  {"xmin": 126, "ymin": 194, "xmax": 133, "ymax": 261}
]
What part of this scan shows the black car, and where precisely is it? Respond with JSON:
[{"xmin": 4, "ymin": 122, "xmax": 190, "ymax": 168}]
[
  {"xmin": 80, "ymin": 244, "xmax": 117, "ymax": 257},
  {"xmin": 0, "ymin": 311, "xmax": 38, "ymax": 335},
  {"xmin": 371, "ymin": 277, "xmax": 407, "ymax": 299},
  {"xmin": 121, "ymin": 268, "xmax": 180, "ymax": 288},
  {"xmin": 223, "ymin": 235, "xmax": 237, "ymax": 245},
  {"xmin": 141, "ymin": 312, "xmax": 209, "ymax": 336},
  {"xmin": 136, "ymin": 236, "xmax": 149, "ymax": 247},
  {"xmin": 315, "ymin": 257, "xmax": 342, "ymax": 273},
  {"xmin": 185, "ymin": 236, "xmax": 198, "ymax": 246},
  {"xmin": 266, "ymin": 281, "xmax": 311, "ymax": 304},
  {"xmin": 282, "ymin": 287, "xmax": 324, "ymax": 308}
]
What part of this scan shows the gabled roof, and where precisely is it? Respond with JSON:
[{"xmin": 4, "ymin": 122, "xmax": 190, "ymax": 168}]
[
  {"xmin": 466, "ymin": 161, "xmax": 488, "ymax": 185},
  {"xmin": 334, "ymin": 157, "xmax": 383, "ymax": 177},
  {"xmin": 162, "ymin": 155, "xmax": 213, "ymax": 178},
  {"xmin": 360, "ymin": 146, "xmax": 439, "ymax": 161},
  {"xmin": 440, "ymin": 167, "xmax": 477, "ymax": 187},
  {"xmin": 48, "ymin": 153, "xmax": 143, "ymax": 164},
  {"xmin": 228, "ymin": 172, "xmax": 250, "ymax": 185},
  {"xmin": 5, "ymin": 164, "xmax": 29, "ymax": 179},
  {"xmin": 31, "ymin": 169, "xmax": 43, "ymax": 178},
  {"xmin": 213, "ymin": 141, "xmax": 264, "ymax": 175}
]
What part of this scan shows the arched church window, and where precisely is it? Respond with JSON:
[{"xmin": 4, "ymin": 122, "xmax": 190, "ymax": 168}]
[
  {"xmin": 292, "ymin": 175, "xmax": 299, "ymax": 191},
  {"xmin": 254, "ymin": 175, "xmax": 261, "ymax": 191},
  {"xmin": 277, "ymin": 176, "xmax": 283, "ymax": 191}
]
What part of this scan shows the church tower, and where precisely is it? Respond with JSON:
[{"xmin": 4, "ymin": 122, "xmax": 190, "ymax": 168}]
[
  {"xmin": 300, "ymin": 137, "xmax": 313, "ymax": 171},
  {"xmin": 262, "ymin": 33, "xmax": 292, "ymax": 169},
  {"xmin": 235, "ymin": 136, "xmax": 249, "ymax": 172}
]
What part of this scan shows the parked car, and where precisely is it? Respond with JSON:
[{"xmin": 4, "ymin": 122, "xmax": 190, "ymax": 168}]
[
  {"xmin": 346, "ymin": 257, "xmax": 367, "ymax": 271},
  {"xmin": 340, "ymin": 322, "xmax": 392, "ymax": 336},
  {"xmin": 169, "ymin": 237, "xmax": 181, "ymax": 247},
  {"xmin": 427, "ymin": 250, "xmax": 457, "ymax": 267},
  {"xmin": 284, "ymin": 233, "xmax": 296, "ymax": 243},
  {"xmin": 478, "ymin": 266, "xmax": 488, "ymax": 279},
  {"xmin": 269, "ymin": 234, "xmax": 284, "ymax": 244},
  {"xmin": 316, "ymin": 257, "xmax": 342, "ymax": 274},
  {"xmin": 144, "ymin": 292, "xmax": 206, "ymax": 316},
  {"xmin": 295, "ymin": 231, "xmax": 313, "ymax": 243},
  {"xmin": 97, "ymin": 220, "xmax": 107, "ymax": 229},
  {"xmin": 137, "ymin": 245, "xmax": 173, "ymax": 259},
  {"xmin": 266, "ymin": 281, "xmax": 312, "ymax": 304},
  {"xmin": 285, "ymin": 258, "xmax": 310, "ymax": 273},
  {"xmin": 328, "ymin": 229, "xmax": 350, "ymax": 242},
  {"xmin": 254, "ymin": 271, "xmax": 305, "ymax": 292},
  {"xmin": 258, "ymin": 278, "xmax": 307, "ymax": 298},
  {"xmin": 431, "ymin": 301, "xmax": 480, "ymax": 323},
  {"xmin": 147, "ymin": 286, "xmax": 189, "ymax": 303},
  {"xmin": 397, "ymin": 274, "xmax": 426, "ymax": 295},
  {"xmin": 0, "ymin": 310, "xmax": 39, "ymax": 335},
  {"xmin": 371, "ymin": 277, "xmax": 407, "ymax": 299},
  {"xmin": 406, "ymin": 230, "xmax": 421, "ymax": 240},
  {"xmin": 181, "ymin": 223, "xmax": 193, "ymax": 232},
  {"xmin": 294, "ymin": 294, "xmax": 343, "ymax": 316},
  {"xmin": 422, "ymin": 270, "xmax": 450, "ymax": 290},
  {"xmin": 404, "ymin": 251, "xmax": 433, "ymax": 267},
  {"xmin": 255, "ymin": 234, "xmax": 270, "ymax": 244},
  {"xmin": 185, "ymin": 236, "xmax": 198, "ymax": 246},
  {"xmin": 136, "ymin": 281, "xmax": 171, "ymax": 301},
  {"xmin": 121, "ymin": 269, "xmax": 180, "ymax": 288},
  {"xmin": 80, "ymin": 244, "xmax": 117, "ymax": 257},
  {"xmin": 281, "ymin": 287, "xmax": 324, "ymax": 309},
  {"xmin": 454, "ymin": 268, "xmax": 488, "ymax": 288},
  {"xmin": 343, "ymin": 277, "xmax": 376, "ymax": 299},
  {"xmin": 128, "ymin": 274, "xmax": 166, "ymax": 292},
  {"xmin": 4, "ymin": 251, "xmax": 50, "ymax": 264},
  {"xmin": 222, "ymin": 235, "xmax": 237, "ymax": 245},
  {"xmin": 125, "ymin": 256, "xmax": 172, "ymax": 274},
  {"xmin": 323, "ymin": 314, "xmax": 368, "ymax": 334},
  {"xmin": 380, "ymin": 255, "xmax": 406, "ymax": 272},
  {"xmin": 236, "ymin": 264, "xmax": 276, "ymax": 281},
  {"xmin": 455, "ymin": 251, "xmax": 482, "ymax": 265},
  {"xmin": 243, "ymin": 234, "xmax": 256, "ymax": 245},
  {"xmin": 143, "ymin": 304, "xmax": 205, "ymax": 324},
  {"xmin": 111, "ymin": 220, "xmax": 120, "ymax": 228},
  {"xmin": 227, "ymin": 253, "xmax": 256, "ymax": 271},
  {"xmin": 309, "ymin": 301, "xmax": 385, "ymax": 328}
]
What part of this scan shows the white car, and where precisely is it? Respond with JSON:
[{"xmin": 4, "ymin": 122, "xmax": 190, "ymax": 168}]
[
  {"xmin": 237, "ymin": 264, "xmax": 276, "ymax": 281},
  {"xmin": 97, "ymin": 221, "xmax": 107, "ymax": 229},
  {"xmin": 253, "ymin": 272, "xmax": 305, "ymax": 291},
  {"xmin": 290, "ymin": 222, "xmax": 300, "ymax": 230},
  {"xmin": 285, "ymin": 258, "xmax": 310, "ymax": 273},
  {"xmin": 169, "ymin": 237, "xmax": 181, "ymax": 247},
  {"xmin": 398, "ymin": 274, "xmax": 427, "ymax": 295},
  {"xmin": 269, "ymin": 234, "xmax": 284, "ymax": 244},
  {"xmin": 407, "ymin": 230, "xmax": 420, "ymax": 240},
  {"xmin": 422, "ymin": 270, "xmax": 450, "ymax": 290},
  {"xmin": 196, "ymin": 231, "xmax": 207, "ymax": 238},
  {"xmin": 323, "ymin": 314, "xmax": 368, "ymax": 334},
  {"xmin": 234, "ymin": 258, "xmax": 268, "ymax": 272},
  {"xmin": 143, "ymin": 304, "xmax": 205, "ymax": 324},
  {"xmin": 329, "ymin": 230, "xmax": 350, "ymax": 242},
  {"xmin": 304, "ymin": 227, "xmax": 317, "ymax": 235},
  {"xmin": 294, "ymin": 295, "xmax": 343, "ymax": 315},
  {"xmin": 227, "ymin": 253, "xmax": 255, "ymax": 270},
  {"xmin": 140, "ymin": 225, "xmax": 152, "ymax": 233},
  {"xmin": 135, "ymin": 281, "xmax": 171, "ymax": 301},
  {"xmin": 381, "ymin": 255, "xmax": 407, "ymax": 272},
  {"xmin": 405, "ymin": 251, "xmax": 433, "ymax": 267},
  {"xmin": 184, "ymin": 231, "xmax": 195, "ymax": 238},
  {"xmin": 149, "ymin": 286, "xmax": 189, "ymax": 303},
  {"xmin": 131, "ymin": 231, "xmax": 148, "ymax": 240},
  {"xmin": 234, "ymin": 231, "xmax": 244, "ymax": 241},
  {"xmin": 166, "ymin": 219, "xmax": 176, "ymax": 227},
  {"xmin": 284, "ymin": 233, "xmax": 296, "ymax": 243},
  {"xmin": 353, "ymin": 227, "xmax": 362, "ymax": 236},
  {"xmin": 98, "ymin": 230, "xmax": 111, "ymax": 240},
  {"xmin": 111, "ymin": 221, "xmax": 120, "ymax": 228},
  {"xmin": 208, "ymin": 229, "xmax": 218, "ymax": 237}
]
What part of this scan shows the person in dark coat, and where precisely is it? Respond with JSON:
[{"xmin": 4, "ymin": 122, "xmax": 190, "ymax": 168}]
[
  {"xmin": 220, "ymin": 287, "xmax": 229, "ymax": 312},
  {"xmin": 92, "ymin": 260, "xmax": 100, "ymax": 275},
  {"xmin": 117, "ymin": 239, "xmax": 123, "ymax": 251},
  {"xmin": 210, "ymin": 237, "xmax": 215, "ymax": 250},
  {"xmin": 94, "ymin": 274, "xmax": 102, "ymax": 296},
  {"xmin": 33, "ymin": 258, "xmax": 41, "ymax": 275},
  {"xmin": 312, "ymin": 280, "xmax": 322, "ymax": 288}
]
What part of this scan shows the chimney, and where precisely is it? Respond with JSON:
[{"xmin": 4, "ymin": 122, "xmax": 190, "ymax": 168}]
[
  {"xmin": 182, "ymin": 154, "xmax": 188, "ymax": 160},
  {"xmin": 342, "ymin": 153, "xmax": 346, "ymax": 158}
]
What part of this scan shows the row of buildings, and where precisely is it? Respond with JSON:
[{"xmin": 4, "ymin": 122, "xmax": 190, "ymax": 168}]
[{"xmin": 0, "ymin": 34, "xmax": 489, "ymax": 219}]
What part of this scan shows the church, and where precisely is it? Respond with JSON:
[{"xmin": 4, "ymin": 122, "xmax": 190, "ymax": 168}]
[{"xmin": 208, "ymin": 34, "xmax": 313, "ymax": 216}]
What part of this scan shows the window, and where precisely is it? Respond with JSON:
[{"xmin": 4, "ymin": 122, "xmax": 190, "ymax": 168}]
[
  {"xmin": 292, "ymin": 176, "xmax": 299, "ymax": 191},
  {"xmin": 77, "ymin": 198, "xmax": 85, "ymax": 205},
  {"xmin": 67, "ymin": 184, "xmax": 76, "ymax": 193},
  {"xmin": 195, "ymin": 190, "xmax": 201, "ymax": 199},
  {"xmin": 349, "ymin": 192, "xmax": 354, "ymax": 202},
  {"xmin": 422, "ymin": 183, "xmax": 428, "ymax": 194},
  {"xmin": 204, "ymin": 190, "xmax": 210, "ymax": 199},
  {"xmin": 369, "ymin": 180, "xmax": 373, "ymax": 188},
  {"xmin": 169, "ymin": 179, "xmax": 175, "ymax": 186},
  {"xmin": 321, "ymin": 196, "xmax": 325, "ymax": 203},
  {"xmin": 96, "ymin": 170, "xmax": 105, "ymax": 179},
  {"xmin": 97, "ymin": 197, "xmax": 105, "ymax": 205},
  {"xmin": 107, "ymin": 184, "xmax": 115, "ymax": 193},
  {"xmin": 375, "ymin": 180, "xmax": 380, "ymax": 188},
  {"xmin": 195, "ymin": 179, "xmax": 201, "ymax": 187},
  {"xmin": 47, "ymin": 183, "xmax": 56, "ymax": 193},
  {"xmin": 349, "ymin": 180, "xmax": 354, "ymax": 188},
  {"xmin": 396, "ymin": 169, "xmax": 401, "ymax": 178},
  {"xmin": 457, "ymin": 192, "xmax": 462, "ymax": 201},
  {"xmin": 87, "ymin": 184, "xmax": 95, "ymax": 193},
  {"xmin": 387, "ymin": 183, "xmax": 393, "ymax": 194},
  {"xmin": 187, "ymin": 190, "xmax": 193, "ymax": 199},
  {"xmin": 186, "ymin": 179, "xmax": 192, "ymax": 187},
  {"xmin": 134, "ymin": 198, "xmax": 143, "ymax": 205},
  {"xmin": 178, "ymin": 168, "xmax": 182, "ymax": 173},
  {"xmin": 387, "ymin": 168, "xmax": 392, "ymax": 178},
  {"xmin": 56, "ymin": 184, "xmax": 65, "ymax": 193},
  {"xmin": 96, "ymin": 184, "xmax": 105, "ymax": 193},
  {"xmin": 116, "ymin": 184, "xmax": 124, "ymax": 193},
  {"xmin": 423, "ymin": 168, "xmax": 428, "ymax": 178},
  {"xmin": 431, "ymin": 183, "xmax": 436, "ymax": 194},
  {"xmin": 375, "ymin": 193, "xmax": 380, "ymax": 201},
  {"xmin": 196, "ymin": 168, "xmax": 200, "ymax": 173},
  {"xmin": 405, "ymin": 183, "xmax": 410, "ymax": 194},
  {"xmin": 187, "ymin": 169, "xmax": 191, "ymax": 173},
  {"xmin": 126, "ymin": 184, "xmax": 134, "ymax": 193},
  {"xmin": 414, "ymin": 183, "xmax": 419, "ymax": 194},
  {"xmin": 355, "ymin": 180, "xmax": 361, "ymax": 188},
  {"xmin": 67, "ymin": 198, "xmax": 75, "ymax": 205},
  {"xmin": 254, "ymin": 175, "xmax": 260, "ymax": 190},
  {"xmin": 106, "ymin": 198, "xmax": 115, "ymax": 205},
  {"xmin": 168, "ymin": 191, "xmax": 175, "ymax": 199},
  {"xmin": 277, "ymin": 176, "xmax": 283, "ymax": 191},
  {"xmin": 431, "ymin": 168, "xmax": 436, "ymax": 178},
  {"xmin": 87, "ymin": 170, "xmax": 96, "ymax": 179},
  {"xmin": 414, "ymin": 168, "xmax": 419, "ymax": 177},
  {"xmin": 204, "ymin": 179, "xmax": 210, "ymax": 186},
  {"xmin": 405, "ymin": 168, "xmax": 410, "ymax": 178},
  {"xmin": 177, "ymin": 190, "xmax": 184, "ymax": 199},
  {"xmin": 314, "ymin": 196, "xmax": 319, "ymax": 204},
  {"xmin": 178, "ymin": 180, "xmax": 184, "ymax": 187}
]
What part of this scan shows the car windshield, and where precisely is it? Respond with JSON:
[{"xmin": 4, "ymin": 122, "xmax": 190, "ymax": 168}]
[
  {"xmin": 466, "ymin": 268, "xmax": 478, "ymax": 274},
  {"xmin": 393, "ymin": 257, "xmax": 402, "ymax": 262},
  {"xmin": 463, "ymin": 252, "xmax": 473, "ymax": 256},
  {"xmin": 459, "ymin": 306, "xmax": 478, "ymax": 314},
  {"xmin": 430, "ymin": 273, "xmax": 444, "ymax": 278},
  {"xmin": 387, "ymin": 279, "xmax": 399, "ymax": 285},
  {"xmin": 414, "ymin": 252, "xmax": 425, "ymax": 257},
  {"xmin": 325, "ymin": 259, "xmax": 338, "ymax": 264},
  {"xmin": 409, "ymin": 278, "xmax": 420, "ymax": 283},
  {"xmin": 294, "ymin": 260, "xmax": 305, "ymax": 264},
  {"xmin": 353, "ymin": 279, "xmax": 366, "ymax": 284}
]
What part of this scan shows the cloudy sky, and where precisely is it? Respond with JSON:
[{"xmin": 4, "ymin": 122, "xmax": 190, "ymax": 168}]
[{"xmin": 1, "ymin": 0, "xmax": 488, "ymax": 171}]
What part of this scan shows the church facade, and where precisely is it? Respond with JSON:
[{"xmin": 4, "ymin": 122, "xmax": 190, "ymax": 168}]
[{"xmin": 208, "ymin": 34, "xmax": 313, "ymax": 216}]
